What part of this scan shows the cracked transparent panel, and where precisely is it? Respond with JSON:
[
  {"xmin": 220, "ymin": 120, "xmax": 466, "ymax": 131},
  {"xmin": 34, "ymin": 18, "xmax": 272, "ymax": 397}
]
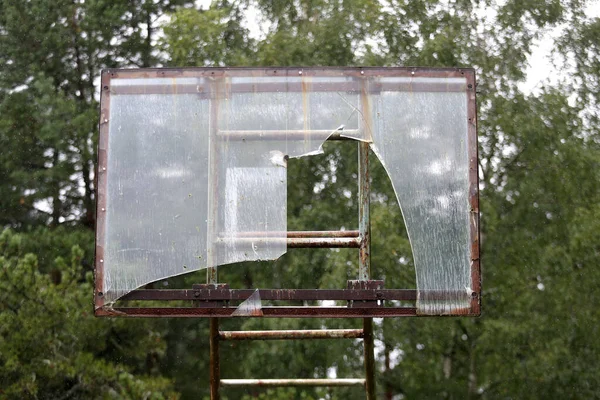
[
  {"xmin": 369, "ymin": 77, "xmax": 472, "ymax": 315},
  {"xmin": 102, "ymin": 76, "xmax": 365, "ymax": 303},
  {"xmin": 210, "ymin": 76, "xmax": 362, "ymax": 268},
  {"xmin": 101, "ymin": 73, "xmax": 474, "ymax": 314}
]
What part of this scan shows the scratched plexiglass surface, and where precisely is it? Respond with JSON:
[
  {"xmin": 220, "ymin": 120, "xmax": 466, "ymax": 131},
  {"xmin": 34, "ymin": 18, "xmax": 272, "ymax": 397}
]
[
  {"xmin": 102, "ymin": 74, "xmax": 474, "ymax": 312},
  {"xmin": 211, "ymin": 76, "xmax": 362, "ymax": 267},
  {"xmin": 102, "ymin": 76, "xmax": 365, "ymax": 303},
  {"xmin": 104, "ymin": 90, "xmax": 210, "ymax": 303},
  {"xmin": 369, "ymin": 77, "xmax": 472, "ymax": 314}
]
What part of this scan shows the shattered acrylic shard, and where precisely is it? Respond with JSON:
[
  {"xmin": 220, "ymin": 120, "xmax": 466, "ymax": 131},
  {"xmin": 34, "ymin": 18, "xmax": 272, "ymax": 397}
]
[{"xmin": 232, "ymin": 289, "xmax": 263, "ymax": 317}]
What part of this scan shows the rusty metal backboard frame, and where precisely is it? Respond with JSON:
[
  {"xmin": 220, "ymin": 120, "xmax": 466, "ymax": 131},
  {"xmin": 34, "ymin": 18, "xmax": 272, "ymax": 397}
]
[{"xmin": 94, "ymin": 66, "xmax": 480, "ymax": 318}]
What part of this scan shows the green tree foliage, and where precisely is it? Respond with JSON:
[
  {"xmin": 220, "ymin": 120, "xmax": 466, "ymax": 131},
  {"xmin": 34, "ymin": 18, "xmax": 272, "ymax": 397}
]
[
  {"xmin": 0, "ymin": 229, "xmax": 177, "ymax": 399},
  {"xmin": 0, "ymin": 0, "xmax": 192, "ymax": 228},
  {"xmin": 163, "ymin": 6, "xmax": 254, "ymax": 66},
  {"xmin": 1, "ymin": 0, "xmax": 600, "ymax": 398},
  {"xmin": 1, "ymin": 1, "xmax": 192, "ymax": 398}
]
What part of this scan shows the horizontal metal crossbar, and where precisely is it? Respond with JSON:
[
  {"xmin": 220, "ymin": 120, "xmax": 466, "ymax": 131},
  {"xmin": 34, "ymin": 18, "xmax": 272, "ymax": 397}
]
[
  {"xmin": 219, "ymin": 329, "xmax": 364, "ymax": 341},
  {"xmin": 216, "ymin": 237, "xmax": 361, "ymax": 248},
  {"xmin": 288, "ymin": 237, "xmax": 360, "ymax": 248},
  {"xmin": 219, "ymin": 379, "xmax": 366, "ymax": 387},
  {"xmin": 119, "ymin": 288, "xmax": 475, "ymax": 302},
  {"xmin": 287, "ymin": 230, "xmax": 359, "ymax": 238},
  {"xmin": 120, "ymin": 288, "xmax": 416, "ymax": 301},
  {"xmin": 95, "ymin": 306, "xmax": 422, "ymax": 318},
  {"xmin": 217, "ymin": 129, "xmax": 361, "ymax": 141},
  {"xmin": 224, "ymin": 230, "xmax": 359, "ymax": 238}
]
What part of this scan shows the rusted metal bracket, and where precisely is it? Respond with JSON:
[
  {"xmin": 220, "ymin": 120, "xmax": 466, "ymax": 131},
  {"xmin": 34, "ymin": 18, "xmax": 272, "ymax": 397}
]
[
  {"xmin": 192, "ymin": 284, "xmax": 230, "ymax": 309},
  {"xmin": 347, "ymin": 280, "xmax": 384, "ymax": 308}
]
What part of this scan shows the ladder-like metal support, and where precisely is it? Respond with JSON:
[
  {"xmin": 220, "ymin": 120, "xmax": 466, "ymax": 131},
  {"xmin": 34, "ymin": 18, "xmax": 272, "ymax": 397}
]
[{"xmin": 208, "ymin": 142, "xmax": 376, "ymax": 399}]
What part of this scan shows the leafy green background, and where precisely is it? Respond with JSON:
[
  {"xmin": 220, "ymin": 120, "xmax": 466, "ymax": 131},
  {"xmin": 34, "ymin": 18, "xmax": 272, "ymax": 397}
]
[{"xmin": 1, "ymin": 0, "xmax": 599, "ymax": 398}]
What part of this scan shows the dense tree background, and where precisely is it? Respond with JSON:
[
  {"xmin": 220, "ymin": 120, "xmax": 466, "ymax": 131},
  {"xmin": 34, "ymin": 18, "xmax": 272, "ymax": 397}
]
[{"xmin": 1, "ymin": 0, "xmax": 599, "ymax": 398}]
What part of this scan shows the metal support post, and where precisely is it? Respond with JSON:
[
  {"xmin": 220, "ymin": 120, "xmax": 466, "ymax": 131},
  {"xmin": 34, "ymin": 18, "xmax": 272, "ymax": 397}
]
[
  {"xmin": 208, "ymin": 82, "xmax": 221, "ymax": 400},
  {"xmin": 209, "ymin": 318, "xmax": 220, "ymax": 400},
  {"xmin": 358, "ymin": 141, "xmax": 371, "ymax": 280},
  {"xmin": 207, "ymin": 78, "xmax": 221, "ymax": 285},
  {"xmin": 358, "ymin": 141, "xmax": 376, "ymax": 400},
  {"xmin": 363, "ymin": 317, "xmax": 376, "ymax": 399}
]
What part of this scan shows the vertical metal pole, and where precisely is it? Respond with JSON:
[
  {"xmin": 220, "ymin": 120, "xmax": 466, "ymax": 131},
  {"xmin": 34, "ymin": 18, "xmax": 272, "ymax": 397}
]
[
  {"xmin": 207, "ymin": 80, "xmax": 220, "ymax": 285},
  {"xmin": 363, "ymin": 317, "xmax": 376, "ymax": 399},
  {"xmin": 358, "ymin": 141, "xmax": 376, "ymax": 400},
  {"xmin": 209, "ymin": 318, "xmax": 220, "ymax": 400},
  {"xmin": 358, "ymin": 141, "xmax": 371, "ymax": 281},
  {"xmin": 208, "ymin": 80, "xmax": 220, "ymax": 400}
]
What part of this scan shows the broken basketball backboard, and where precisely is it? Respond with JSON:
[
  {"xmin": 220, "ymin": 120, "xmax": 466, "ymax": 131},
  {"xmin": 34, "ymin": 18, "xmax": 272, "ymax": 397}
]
[{"xmin": 94, "ymin": 67, "xmax": 480, "ymax": 317}]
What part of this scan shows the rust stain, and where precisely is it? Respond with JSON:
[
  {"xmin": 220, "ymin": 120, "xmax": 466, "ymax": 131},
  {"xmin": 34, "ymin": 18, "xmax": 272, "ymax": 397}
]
[
  {"xmin": 301, "ymin": 76, "xmax": 312, "ymax": 148},
  {"xmin": 360, "ymin": 80, "xmax": 373, "ymax": 142}
]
